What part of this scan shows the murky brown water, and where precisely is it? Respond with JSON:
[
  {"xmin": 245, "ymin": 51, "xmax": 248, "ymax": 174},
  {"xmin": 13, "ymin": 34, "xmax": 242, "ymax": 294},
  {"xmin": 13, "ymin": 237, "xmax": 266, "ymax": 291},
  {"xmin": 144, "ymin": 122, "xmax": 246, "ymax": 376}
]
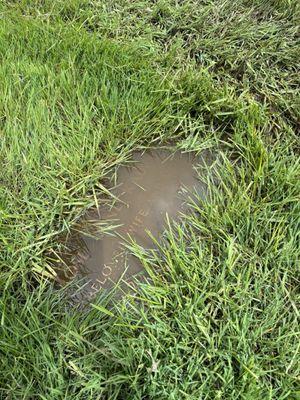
[{"xmin": 58, "ymin": 149, "xmax": 211, "ymax": 300}]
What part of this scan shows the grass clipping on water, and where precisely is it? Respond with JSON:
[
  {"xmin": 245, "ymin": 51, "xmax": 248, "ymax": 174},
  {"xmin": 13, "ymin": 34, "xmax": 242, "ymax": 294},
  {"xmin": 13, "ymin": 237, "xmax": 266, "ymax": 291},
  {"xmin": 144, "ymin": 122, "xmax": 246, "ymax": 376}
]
[{"xmin": 0, "ymin": 1, "xmax": 299, "ymax": 399}]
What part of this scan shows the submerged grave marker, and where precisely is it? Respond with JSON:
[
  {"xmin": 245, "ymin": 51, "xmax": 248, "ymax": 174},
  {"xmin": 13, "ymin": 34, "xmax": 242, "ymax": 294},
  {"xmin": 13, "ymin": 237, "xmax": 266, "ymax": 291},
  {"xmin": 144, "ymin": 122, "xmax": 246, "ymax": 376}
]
[{"xmin": 58, "ymin": 148, "xmax": 211, "ymax": 300}]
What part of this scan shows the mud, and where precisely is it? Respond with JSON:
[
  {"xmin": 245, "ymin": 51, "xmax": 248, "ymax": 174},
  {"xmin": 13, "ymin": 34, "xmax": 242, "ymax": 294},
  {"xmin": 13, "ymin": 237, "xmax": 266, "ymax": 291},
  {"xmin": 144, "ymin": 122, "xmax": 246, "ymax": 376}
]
[{"xmin": 58, "ymin": 149, "xmax": 211, "ymax": 299}]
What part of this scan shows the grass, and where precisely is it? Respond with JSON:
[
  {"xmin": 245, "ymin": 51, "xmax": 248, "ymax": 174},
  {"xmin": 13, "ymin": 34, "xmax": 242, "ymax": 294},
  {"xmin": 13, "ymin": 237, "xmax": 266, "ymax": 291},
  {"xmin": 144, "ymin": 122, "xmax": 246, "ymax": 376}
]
[{"xmin": 0, "ymin": 1, "xmax": 299, "ymax": 399}]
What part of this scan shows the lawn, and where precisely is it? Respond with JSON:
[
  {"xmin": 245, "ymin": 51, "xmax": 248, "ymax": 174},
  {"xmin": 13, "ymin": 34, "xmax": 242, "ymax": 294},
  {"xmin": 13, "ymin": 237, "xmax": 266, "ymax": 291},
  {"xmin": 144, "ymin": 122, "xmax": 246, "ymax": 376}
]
[{"xmin": 0, "ymin": 1, "xmax": 299, "ymax": 399}]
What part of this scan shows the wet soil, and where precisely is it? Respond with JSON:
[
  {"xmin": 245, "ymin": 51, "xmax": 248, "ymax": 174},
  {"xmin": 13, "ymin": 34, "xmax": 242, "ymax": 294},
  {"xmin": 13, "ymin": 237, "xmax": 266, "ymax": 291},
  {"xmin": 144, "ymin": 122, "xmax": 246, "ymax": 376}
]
[{"xmin": 58, "ymin": 149, "xmax": 211, "ymax": 300}]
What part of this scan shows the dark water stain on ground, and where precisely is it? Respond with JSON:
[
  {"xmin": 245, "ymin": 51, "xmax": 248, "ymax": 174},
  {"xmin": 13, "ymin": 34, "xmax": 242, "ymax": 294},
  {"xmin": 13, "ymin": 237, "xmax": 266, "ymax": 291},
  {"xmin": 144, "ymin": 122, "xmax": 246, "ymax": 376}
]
[{"xmin": 58, "ymin": 149, "xmax": 211, "ymax": 300}]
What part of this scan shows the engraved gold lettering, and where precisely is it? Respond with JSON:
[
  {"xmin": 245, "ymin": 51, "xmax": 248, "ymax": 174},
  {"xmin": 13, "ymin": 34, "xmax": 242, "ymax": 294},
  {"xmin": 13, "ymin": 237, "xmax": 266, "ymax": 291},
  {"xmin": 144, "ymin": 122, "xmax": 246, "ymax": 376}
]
[
  {"xmin": 96, "ymin": 277, "xmax": 107, "ymax": 286},
  {"xmin": 139, "ymin": 209, "xmax": 149, "ymax": 217},
  {"xmin": 103, "ymin": 265, "xmax": 112, "ymax": 277},
  {"xmin": 91, "ymin": 281, "xmax": 100, "ymax": 291},
  {"xmin": 128, "ymin": 224, "xmax": 134, "ymax": 232},
  {"xmin": 135, "ymin": 215, "xmax": 143, "ymax": 223}
]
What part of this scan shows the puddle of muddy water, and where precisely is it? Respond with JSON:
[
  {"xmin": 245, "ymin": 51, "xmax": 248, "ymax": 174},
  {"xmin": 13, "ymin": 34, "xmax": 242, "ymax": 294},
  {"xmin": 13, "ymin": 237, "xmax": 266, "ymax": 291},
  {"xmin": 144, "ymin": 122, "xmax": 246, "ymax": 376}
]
[{"xmin": 57, "ymin": 149, "xmax": 212, "ymax": 301}]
